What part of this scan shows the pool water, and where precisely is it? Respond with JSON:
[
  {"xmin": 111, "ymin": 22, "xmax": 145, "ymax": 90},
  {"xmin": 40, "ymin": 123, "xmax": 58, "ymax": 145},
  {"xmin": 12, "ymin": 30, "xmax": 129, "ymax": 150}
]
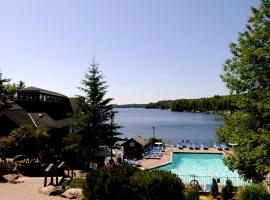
[{"xmin": 156, "ymin": 153, "xmax": 249, "ymax": 186}]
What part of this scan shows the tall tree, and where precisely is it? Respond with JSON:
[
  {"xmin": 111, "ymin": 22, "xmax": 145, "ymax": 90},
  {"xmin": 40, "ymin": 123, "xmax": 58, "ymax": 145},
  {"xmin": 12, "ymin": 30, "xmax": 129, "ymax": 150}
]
[
  {"xmin": 217, "ymin": 0, "xmax": 270, "ymax": 182},
  {"xmin": 66, "ymin": 59, "xmax": 121, "ymax": 164},
  {"xmin": 0, "ymin": 70, "xmax": 11, "ymax": 108}
]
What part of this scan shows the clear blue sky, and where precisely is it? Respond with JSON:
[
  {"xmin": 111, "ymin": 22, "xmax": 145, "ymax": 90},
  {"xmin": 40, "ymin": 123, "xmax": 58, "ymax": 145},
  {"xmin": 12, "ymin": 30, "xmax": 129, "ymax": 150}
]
[{"xmin": 0, "ymin": 0, "xmax": 259, "ymax": 104}]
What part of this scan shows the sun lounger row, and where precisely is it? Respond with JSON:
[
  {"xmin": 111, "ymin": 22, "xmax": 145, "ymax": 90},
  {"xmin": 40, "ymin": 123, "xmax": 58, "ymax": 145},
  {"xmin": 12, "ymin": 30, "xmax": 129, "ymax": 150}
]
[
  {"xmin": 143, "ymin": 146, "xmax": 163, "ymax": 159},
  {"xmin": 124, "ymin": 158, "xmax": 141, "ymax": 166},
  {"xmin": 176, "ymin": 142, "xmax": 230, "ymax": 150},
  {"xmin": 215, "ymin": 143, "xmax": 229, "ymax": 150}
]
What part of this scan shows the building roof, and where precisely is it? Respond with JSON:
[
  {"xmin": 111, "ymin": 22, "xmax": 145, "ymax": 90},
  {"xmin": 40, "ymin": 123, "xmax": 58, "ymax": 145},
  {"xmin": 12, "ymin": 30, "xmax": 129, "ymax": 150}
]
[
  {"xmin": 29, "ymin": 113, "xmax": 80, "ymax": 129},
  {"xmin": 19, "ymin": 86, "xmax": 67, "ymax": 98},
  {"xmin": 0, "ymin": 104, "xmax": 34, "ymax": 126},
  {"xmin": 121, "ymin": 135, "xmax": 148, "ymax": 147},
  {"xmin": 132, "ymin": 135, "xmax": 148, "ymax": 146},
  {"xmin": 69, "ymin": 98, "xmax": 82, "ymax": 117}
]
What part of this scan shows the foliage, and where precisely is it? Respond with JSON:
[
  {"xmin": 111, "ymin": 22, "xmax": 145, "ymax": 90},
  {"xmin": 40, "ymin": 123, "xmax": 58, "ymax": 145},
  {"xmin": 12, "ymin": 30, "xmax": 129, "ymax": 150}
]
[
  {"xmin": 10, "ymin": 125, "xmax": 49, "ymax": 159},
  {"xmin": 65, "ymin": 59, "xmax": 121, "ymax": 164},
  {"xmin": 0, "ymin": 125, "xmax": 49, "ymax": 161},
  {"xmin": 0, "ymin": 70, "xmax": 11, "ymax": 109},
  {"xmin": 211, "ymin": 178, "xmax": 218, "ymax": 198},
  {"xmin": 145, "ymin": 100, "xmax": 172, "ymax": 109},
  {"xmin": 0, "ymin": 161, "xmax": 15, "ymax": 175},
  {"xmin": 0, "ymin": 70, "xmax": 25, "ymax": 107},
  {"xmin": 0, "ymin": 70, "xmax": 10, "ymax": 94},
  {"xmin": 147, "ymin": 137, "xmax": 163, "ymax": 148},
  {"xmin": 4, "ymin": 81, "xmax": 25, "ymax": 100},
  {"xmin": 69, "ymin": 178, "xmax": 86, "ymax": 189},
  {"xmin": 145, "ymin": 95, "xmax": 237, "ymax": 113},
  {"xmin": 131, "ymin": 170, "xmax": 185, "ymax": 200},
  {"xmin": 83, "ymin": 165, "xmax": 185, "ymax": 200},
  {"xmin": 221, "ymin": 179, "xmax": 234, "ymax": 200},
  {"xmin": 185, "ymin": 187, "xmax": 199, "ymax": 200},
  {"xmin": 83, "ymin": 164, "xmax": 139, "ymax": 200},
  {"xmin": 16, "ymin": 158, "xmax": 43, "ymax": 176},
  {"xmin": 237, "ymin": 184, "xmax": 270, "ymax": 200},
  {"xmin": 0, "ymin": 136, "xmax": 15, "ymax": 159},
  {"xmin": 217, "ymin": 0, "xmax": 270, "ymax": 182}
]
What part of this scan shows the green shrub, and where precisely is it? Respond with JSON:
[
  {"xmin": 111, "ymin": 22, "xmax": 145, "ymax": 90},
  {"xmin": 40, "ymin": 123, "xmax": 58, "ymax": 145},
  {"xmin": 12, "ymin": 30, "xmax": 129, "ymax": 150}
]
[
  {"xmin": 83, "ymin": 165, "xmax": 185, "ymax": 200},
  {"xmin": 237, "ymin": 184, "xmax": 270, "ymax": 200},
  {"xmin": 131, "ymin": 170, "xmax": 185, "ymax": 200},
  {"xmin": 211, "ymin": 178, "xmax": 218, "ymax": 198},
  {"xmin": 221, "ymin": 179, "xmax": 233, "ymax": 200},
  {"xmin": 16, "ymin": 158, "xmax": 43, "ymax": 176},
  {"xmin": 83, "ymin": 164, "xmax": 139, "ymax": 200},
  {"xmin": 69, "ymin": 178, "xmax": 86, "ymax": 189},
  {"xmin": 185, "ymin": 188, "xmax": 199, "ymax": 200},
  {"xmin": 0, "ymin": 161, "xmax": 15, "ymax": 175}
]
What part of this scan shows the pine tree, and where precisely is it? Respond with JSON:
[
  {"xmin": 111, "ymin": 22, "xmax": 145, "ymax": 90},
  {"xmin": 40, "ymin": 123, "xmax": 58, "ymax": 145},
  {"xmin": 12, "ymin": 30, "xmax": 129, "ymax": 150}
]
[
  {"xmin": 66, "ymin": 59, "xmax": 121, "ymax": 164},
  {"xmin": 0, "ymin": 70, "xmax": 11, "ymax": 109},
  {"xmin": 217, "ymin": 0, "xmax": 270, "ymax": 182}
]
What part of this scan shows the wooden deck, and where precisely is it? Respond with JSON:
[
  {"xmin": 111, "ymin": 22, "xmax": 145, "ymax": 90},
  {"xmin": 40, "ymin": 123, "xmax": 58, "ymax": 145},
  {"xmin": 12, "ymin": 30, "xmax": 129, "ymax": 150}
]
[{"xmin": 140, "ymin": 147, "xmax": 230, "ymax": 170}]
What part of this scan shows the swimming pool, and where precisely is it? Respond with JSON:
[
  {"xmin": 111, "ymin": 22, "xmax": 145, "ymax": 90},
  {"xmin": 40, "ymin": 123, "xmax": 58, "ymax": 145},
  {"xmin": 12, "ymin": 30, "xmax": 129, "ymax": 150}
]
[{"xmin": 156, "ymin": 153, "xmax": 250, "ymax": 186}]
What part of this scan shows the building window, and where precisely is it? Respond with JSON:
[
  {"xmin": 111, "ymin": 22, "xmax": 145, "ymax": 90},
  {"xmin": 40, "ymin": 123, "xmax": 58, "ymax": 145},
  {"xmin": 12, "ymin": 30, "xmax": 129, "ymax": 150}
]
[
  {"xmin": 29, "ymin": 95, "xmax": 36, "ymax": 101},
  {"xmin": 129, "ymin": 142, "xmax": 135, "ymax": 147},
  {"xmin": 40, "ymin": 94, "xmax": 43, "ymax": 101}
]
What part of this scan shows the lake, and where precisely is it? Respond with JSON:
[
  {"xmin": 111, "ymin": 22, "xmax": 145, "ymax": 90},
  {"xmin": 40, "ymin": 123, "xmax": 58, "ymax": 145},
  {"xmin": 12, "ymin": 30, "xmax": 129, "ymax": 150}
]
[{"xmin": 114, "ymin": 108, "xmax": 223, "ymax": 145}]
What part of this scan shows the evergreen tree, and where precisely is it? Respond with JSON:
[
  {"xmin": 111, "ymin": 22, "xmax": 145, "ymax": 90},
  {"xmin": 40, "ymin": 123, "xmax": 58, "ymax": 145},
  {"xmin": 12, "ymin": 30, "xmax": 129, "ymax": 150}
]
[
  {"xmin": 0, "ymin": 70, "xmax": 11, "ymax": 109},
  {"xmin": 66, "ymin": 59, "xmax": 121, "ymax": 164},
  {"xmin": 217, "ymin": 0, "xmax": 270, "ymax": 182}
]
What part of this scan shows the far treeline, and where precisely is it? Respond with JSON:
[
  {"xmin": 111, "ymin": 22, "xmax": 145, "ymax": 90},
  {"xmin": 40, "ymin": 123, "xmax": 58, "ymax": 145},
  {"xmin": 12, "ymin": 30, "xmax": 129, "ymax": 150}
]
[{"xmin": 115, "ymin": 95, "xmax": 237, "ymax": 113}]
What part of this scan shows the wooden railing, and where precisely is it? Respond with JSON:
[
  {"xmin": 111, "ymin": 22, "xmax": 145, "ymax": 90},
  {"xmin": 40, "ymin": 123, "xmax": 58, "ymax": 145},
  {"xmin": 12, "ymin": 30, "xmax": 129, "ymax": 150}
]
[{"xmin": 44, "ymin": 161, "xmax": 74, "ymax": 187}]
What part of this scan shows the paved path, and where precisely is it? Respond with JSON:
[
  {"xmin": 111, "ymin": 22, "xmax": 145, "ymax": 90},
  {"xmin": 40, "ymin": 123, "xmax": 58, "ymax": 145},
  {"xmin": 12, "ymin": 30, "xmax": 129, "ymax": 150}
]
[{"xmin": 0, "ymin": 177, "xmax": 66, "ymax": 200}]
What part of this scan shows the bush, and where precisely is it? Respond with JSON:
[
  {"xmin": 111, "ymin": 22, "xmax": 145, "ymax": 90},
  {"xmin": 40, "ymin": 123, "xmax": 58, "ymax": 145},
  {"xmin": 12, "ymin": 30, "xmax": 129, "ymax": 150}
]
[
  {"xmin": 69, "ymin": 178, "xmax": 86, "ymax": 189},
  {"xmin": 185, "ymin": 188, "xmax": 199, "ymax": 200},
  {"xmin": 237, "ymin": 184, "xmax": 270, "ymax": 200},
  {"xmin": 0, "ymin": 161, "xmax": 15, "ymax": 175},
  {"xmin": 211, "ymin": 178, "xmax": 218, "ymax": 198},
  {"xmin": 131, "ymin": 170, "xmax": 185, "ymax": 200},
  {"xmin": 16, "ymin": 159, "xmax": 43, "ymax": 176},
  {"xmin": 83, "ymin": 165, "xmax": 185, "ymax": 200},
  {"xmin": 83, "ymin": 164, "xmax": 139, "ymax": 200},
  {"xmin": 221, "ymin": 179, "xmax": 233, "ymax": 200}
]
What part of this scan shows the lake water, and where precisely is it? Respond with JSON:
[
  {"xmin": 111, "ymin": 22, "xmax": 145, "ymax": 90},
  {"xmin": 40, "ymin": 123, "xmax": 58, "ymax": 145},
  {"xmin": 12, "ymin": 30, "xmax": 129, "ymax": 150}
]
[{"xmin": 114, "ymin": 108, "xmax": 223, "ymax": 145}]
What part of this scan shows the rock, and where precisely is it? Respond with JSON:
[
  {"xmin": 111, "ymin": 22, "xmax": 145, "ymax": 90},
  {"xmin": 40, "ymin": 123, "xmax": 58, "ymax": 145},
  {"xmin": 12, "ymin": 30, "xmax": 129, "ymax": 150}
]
[
  {"xmin": 40, "ymin": 185, "xmax": 65, "ymax": 196},
  {"xmin": 61, "ymin": 188, "xmax": 82, "ymax": 199},
  {"xmin": 40, "ymin": 185, "xmax": 57, "ymax": 195},
  {"xmin": 2, "ymin": 174, "xmax": 18, "ymax": 183}
]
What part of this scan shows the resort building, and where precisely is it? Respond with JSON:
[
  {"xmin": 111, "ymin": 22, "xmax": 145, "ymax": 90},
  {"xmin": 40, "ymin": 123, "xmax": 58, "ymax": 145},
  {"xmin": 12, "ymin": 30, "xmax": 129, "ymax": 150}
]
[{"xmin": 0, "ymin": 86, "xmax": 80, "ymax": 136}]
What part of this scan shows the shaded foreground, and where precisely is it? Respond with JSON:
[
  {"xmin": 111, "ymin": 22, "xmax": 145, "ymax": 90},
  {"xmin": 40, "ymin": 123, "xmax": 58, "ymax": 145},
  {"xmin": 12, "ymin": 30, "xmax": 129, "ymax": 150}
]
[{"xmin": 0, "ymin": 177, "xmax": 65, "ymax": 200}]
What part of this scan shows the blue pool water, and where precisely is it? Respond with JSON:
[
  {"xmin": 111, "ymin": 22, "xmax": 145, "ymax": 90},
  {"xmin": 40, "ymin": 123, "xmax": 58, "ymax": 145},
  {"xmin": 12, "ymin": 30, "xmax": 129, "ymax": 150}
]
[{"xmin": 156, "ymin": 153, "xmax": 249, "ymax": 186}]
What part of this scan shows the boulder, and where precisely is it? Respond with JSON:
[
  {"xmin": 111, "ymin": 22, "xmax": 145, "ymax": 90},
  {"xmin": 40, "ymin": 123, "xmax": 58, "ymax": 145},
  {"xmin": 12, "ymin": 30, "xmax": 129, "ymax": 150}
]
[
  {"xmin": 61, "ymin": 188, "xmax": 82, "ymax": 199},
  {"xmin": 2, "ymin": 174, "xmax": 18, "ymax": 183},
  {"xmin": 40, "ymin": 185, "xmax": 57, "ymax": 195}
]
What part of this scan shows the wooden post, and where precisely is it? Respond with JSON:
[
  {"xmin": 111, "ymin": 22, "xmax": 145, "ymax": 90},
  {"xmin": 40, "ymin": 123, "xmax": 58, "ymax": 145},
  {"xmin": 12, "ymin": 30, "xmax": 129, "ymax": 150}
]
[{"xmin": 44, "ymin": 172, "xmax": 47, "ymax": 187}]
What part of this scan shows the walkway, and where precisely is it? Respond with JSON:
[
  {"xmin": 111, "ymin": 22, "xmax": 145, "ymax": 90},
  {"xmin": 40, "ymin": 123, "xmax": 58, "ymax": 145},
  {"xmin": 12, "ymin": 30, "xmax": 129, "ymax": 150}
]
[{"xmin": 0, "ymin": 177, "xmax": 66, "ymax": 200}]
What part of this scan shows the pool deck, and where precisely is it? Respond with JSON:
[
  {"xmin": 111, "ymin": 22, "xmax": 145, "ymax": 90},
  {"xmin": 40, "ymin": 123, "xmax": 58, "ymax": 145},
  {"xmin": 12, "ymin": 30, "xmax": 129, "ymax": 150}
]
[{"xmin": 140, "ymin": 147, "xmax": 230, "ymax": 170}]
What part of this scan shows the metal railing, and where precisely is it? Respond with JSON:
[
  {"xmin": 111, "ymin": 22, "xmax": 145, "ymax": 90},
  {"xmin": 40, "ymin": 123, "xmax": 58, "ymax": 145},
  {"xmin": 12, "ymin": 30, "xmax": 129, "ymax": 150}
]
[{"xmin": 178, "ymin": 174, "xmax": 251, "ymax": 187}]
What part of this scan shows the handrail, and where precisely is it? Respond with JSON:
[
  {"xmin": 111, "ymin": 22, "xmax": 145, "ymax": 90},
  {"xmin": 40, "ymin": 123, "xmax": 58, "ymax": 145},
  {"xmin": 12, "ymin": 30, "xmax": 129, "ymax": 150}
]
[{"xmin": 44, "ymin": 161, "xmax": 74, "ymax": 187}]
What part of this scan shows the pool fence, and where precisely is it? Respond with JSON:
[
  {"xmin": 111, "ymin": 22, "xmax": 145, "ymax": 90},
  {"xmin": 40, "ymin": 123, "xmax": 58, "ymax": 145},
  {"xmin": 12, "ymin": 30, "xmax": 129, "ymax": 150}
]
[{"xmin": 178, "ymin": 174, "xmax": 252, "ymax": 187}]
